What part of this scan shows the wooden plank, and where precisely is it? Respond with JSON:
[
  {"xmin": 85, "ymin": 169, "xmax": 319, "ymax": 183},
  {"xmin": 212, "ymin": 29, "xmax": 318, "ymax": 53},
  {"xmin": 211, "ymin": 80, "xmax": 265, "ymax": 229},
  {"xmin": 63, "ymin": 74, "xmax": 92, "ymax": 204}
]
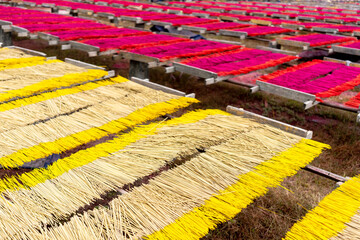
[
  {"xmin": 229, "ymin": 10, "xmax": 247, "ymax": 15},
  {"xmin": 95, "ymin": 1, "xmax": 108, "ymax": 6},
  {"xmin": 251, "ymin": 19, "xmax": 272, "ymax": 26},
  {"xmin": 343, "ymin": 10, "xmax": 357, "ymax": 14},
  {"xmin": 206, "ymin": 38, "xmax": 243, "ymax": 46},
  {"xmin": 252, "ymin": 12, "xmax": 267, "ymax": 17},
  {"xmin": 23, "ymin": 1, "xmax": 36, "ymax": 7},
  {"xmin": 257, "ymin": 80, "xmax": 317, "ymax": 109},
  {"xmin": 332, "ymin": 45, "xmax": 360, "ymax": 56},
  {"xmin": 281, "ymin": 23, "xmax": 304, "ymax": 30},
  {"xmin": 219, "ymin": 16, "xmax": 238, "ymax": 22},
  {"xmin": 349, "ymin": 62, "xmax": 360, "ymax": 68},
  {"xmin": 38, "ymin": 32, "xmax": 59, "ymax": 41},
  {"xmin": 98, "ymin": 49, "xmax": 117, "ymax": 56},
  {"xmin": 226, "ymin": 105, "xmax": 313, "ymax": 139},
  {"xmin": 324, "ymin": 13, "xmax": 340, "ymax": 17},
  {"xmin": 0, "ymin": 20, "xmax": 12, "ymax": 33},
  {"xmin": 219, "ymin": 29, "xmax": 247, "ymax": 39},
  {"xmin": 192, "ymin": 12, "xmax": 210, "ymax": 18},
  {"xmin": 64, "ymin": 58, "xmax": 105, "ymax": 70},
  {"xmin": 256, "ymin": 45, "xmax": 298, "ymax": 56},
  {"xmin": 147, "ymin": 7, "xmax": 163, "ymax": 12},
  {"xmin": 122, "ymin": 51, "xmax": 159, "ymax": 67},
  {"xmin": 97, "ymin": 12, "xmax": 115, "ymax": 19},
  {"xmin": 168, "ymin": 9, "xmax": 182, "ymax": 14},
  {"xmin": 121, "ymin": 16, "xmax": 143, "ymax": 24},
  {"xmin": 324, "ymin": 18, "xmax": 343, "ymax": 24},
  {"xmin": 173, "ymin": 62, "xmax": 218, "ymax": 79},
  {"xmin": 297, "ymin": 16, "xmax": 315, "ymax": 21},
  {"xmin": 352, "ymin": 31, "xmax": 360, "ymax": 37},
  {"xmin": 8, "ymin": 46, "xmax": 46, "ymax": 56},
  {"xmin": 208, "ymin": 8, "xmax": 224, "ymax": 13},
  {"xmin": 77, "ymin": 8, "xmax": 94, "ymax": 16},
  {"xmin": 324, "ymin": 57, "xmax": 348, "ymax": 64},
  {"xmin": 304, "ymin": 165, "xmax": 347, "ymax": 182},
  {"xmin": 285, "ymin": 10, "xmax": 300, "ymax": 13},
  {"xmin": 111, "ymin": 3, "xmax": 124, "ymax": 8},
  {"xmin": 272, "ymin": 13, "xmax": 290, "ymax": 19},
  {"xmin": 173, "ymin": 3, "xmax": 185, "ymax": 8},
  {"xmin": 38, "ymin": 32, "xmax": 59, "ymax": 45},
  {"xmin": 130, "ymin": 77, "xmax": 189, "ymax": 97},
  {"xmin": 150, "ymin": 20, "xmax": 171, "ymax": 27},
  {"xmin": 41, "ymin": 3, "xmax": 55, "ymax": 8},
  {"xmin": 303, "ymin": 11, "xmax": 319, "ymax": 15},
  {"xmin": 276, "ymin": 38, "xmax": 310, "ymax": 49},
  {"xmin": 312, "ymin": 26, "xmax": 338, "ymax": 34},
  {"xmin": 265, "ymin": 8, "xmax": 278, "ymax": 12},
  {"xmin": 69, "ymin": 41, "xmax": 99, "ymax": 57},
  {"xmin": 157, "ymin": 31, "xmax": 190, "ymax": 39},
  {"xmin": 188, "ymin": 6, "xmax": 203, "ymax": 10},
  {"xmin": 12, "ymin": 26, "xmax": 29, "ymax": 37},
  {"xmin": 181, "ymin": 25, "xmax": 206, "ymax": 33}
]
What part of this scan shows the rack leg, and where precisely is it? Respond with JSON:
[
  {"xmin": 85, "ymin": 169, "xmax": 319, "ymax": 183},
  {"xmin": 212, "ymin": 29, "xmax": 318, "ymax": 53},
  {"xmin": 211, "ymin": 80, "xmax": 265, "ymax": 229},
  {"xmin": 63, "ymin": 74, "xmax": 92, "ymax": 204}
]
[
  {"xmin": 129, "ymin": 60, "xmax": 149, "ymax": 80},
  {"xmin": 0, "ymin": 27, "xmax": 12, "ymax": 47}
]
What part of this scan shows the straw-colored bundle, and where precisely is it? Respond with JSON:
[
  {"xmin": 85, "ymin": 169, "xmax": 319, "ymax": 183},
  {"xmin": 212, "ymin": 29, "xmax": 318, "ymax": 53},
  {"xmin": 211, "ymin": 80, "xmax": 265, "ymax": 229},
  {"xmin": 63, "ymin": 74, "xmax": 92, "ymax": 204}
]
[
  {"xmin": 0, "ymin": 110, "xmax": 234, "ymax": 238},
  {"xmin": 0, "ymin": 77, "xmax": 125, "ymax": 122},
  {"xmin": 0, "ymin": 48, "xmax": 35, "ymax": 60},
  {"xmin": 333, "ymin": 211, "xmax": 360, "ymax": 239},
  {"xmin": 0, "ymin": 68, "xmax": 107, "ymax": 103},
  {"xmin": 0, "ymin": 55, "xmax": 47, "ymax": 68},
  {"xmin": 0, "ymin": 60, "xmax": 86, "ymax": 93},
  {"xmin": 284, "ymin": 175, "xmax": 360, "ymax": 240},
  {"xmin": 0, "ymin": 76, "xmax": 157, "ymax": 132},
  {"xmin": 0, "ymin": 110, "xmax": 329, "ymax": 239},
  {"xmin": 0, "ymin": 77, "xmax": 197, "ymax": 168}
]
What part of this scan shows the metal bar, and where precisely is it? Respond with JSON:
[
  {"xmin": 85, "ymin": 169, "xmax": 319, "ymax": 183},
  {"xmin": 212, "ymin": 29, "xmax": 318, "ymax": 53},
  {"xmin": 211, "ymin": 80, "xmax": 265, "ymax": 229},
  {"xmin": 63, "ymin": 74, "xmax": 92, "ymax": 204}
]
[{"xmin": 303, "ymin": 165, "xmax": 347, "ymax": 182}]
